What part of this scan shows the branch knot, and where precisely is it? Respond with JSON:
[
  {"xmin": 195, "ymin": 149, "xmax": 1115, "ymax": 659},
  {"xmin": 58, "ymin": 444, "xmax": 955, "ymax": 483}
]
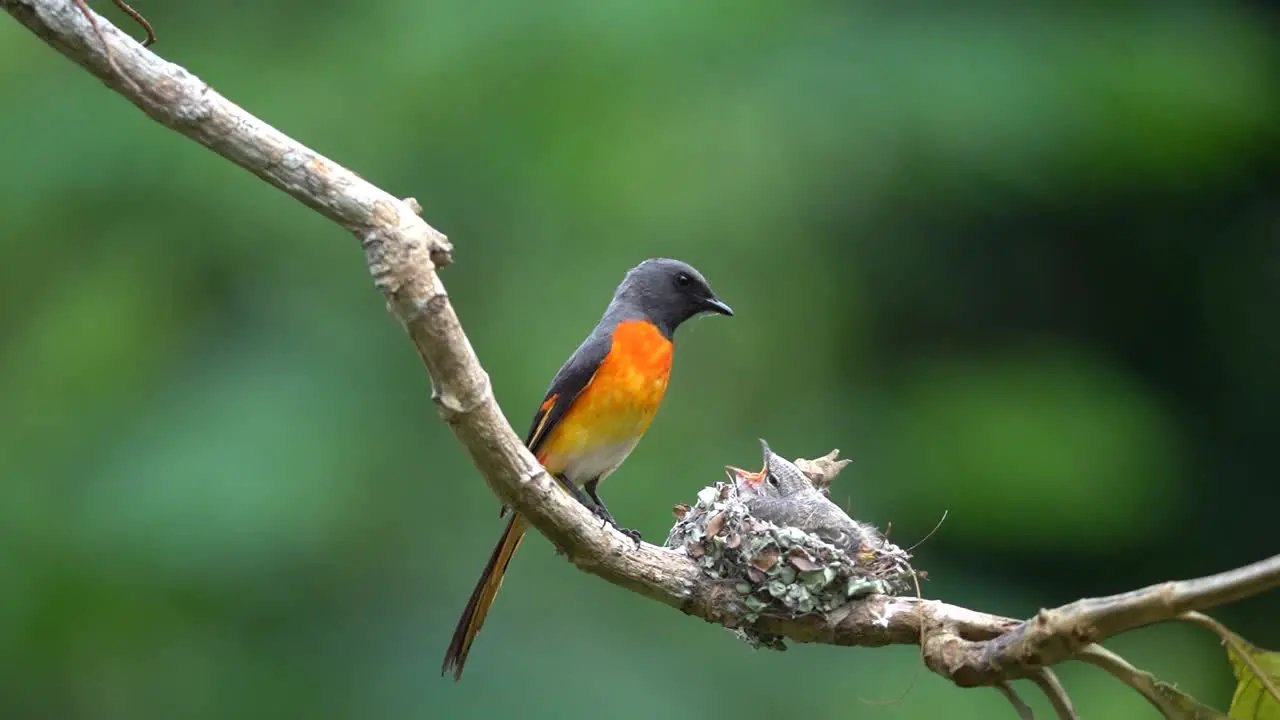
[{"xmin": 431, "ymin": 369, "xmax": 493, "ymax": 421}]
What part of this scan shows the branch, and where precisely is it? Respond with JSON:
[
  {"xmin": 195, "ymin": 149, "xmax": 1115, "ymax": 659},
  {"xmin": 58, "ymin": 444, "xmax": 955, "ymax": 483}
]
[
  {"xmin": 972, "ymin": 554, "xmax": 1280, "ymax": 679},
  {"xmin": 995, "ymin": 682, "xmax": 1035, "ymax": 720},
  {"xmin": 1029, "ymin": 669, "xmax": 1079, "ymax": 720},
  {"xmin": 8, "ymin": 3, "xmax": 1277, "ymax": 718},
  {"xmin": 1076, "ymin": 645, "xmax": 1229, "ymax": 720},
  {"xmin": 1180, "ymin": 612, "xmax": 1280, "ymax": 707}
]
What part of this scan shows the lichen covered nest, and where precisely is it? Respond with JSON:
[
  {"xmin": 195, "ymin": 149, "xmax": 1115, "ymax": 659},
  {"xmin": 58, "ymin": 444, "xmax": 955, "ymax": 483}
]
[{"xmin": 665, "ymin": 479, "xmax": 918, "ymax": 648}]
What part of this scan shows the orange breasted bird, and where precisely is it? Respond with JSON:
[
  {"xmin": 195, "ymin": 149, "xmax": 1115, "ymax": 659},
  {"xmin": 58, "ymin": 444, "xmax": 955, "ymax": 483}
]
[{"xmin": 441, "ymin": 258, "xmax": 733, "ymax": 680}]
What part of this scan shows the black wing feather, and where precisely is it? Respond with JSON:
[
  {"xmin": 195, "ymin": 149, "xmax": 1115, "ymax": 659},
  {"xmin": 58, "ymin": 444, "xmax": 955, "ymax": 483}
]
[
  {"xmin": 498, "ymin": 333, "xmax": 611, "ymax": 519},
  {"xmin": 524, "ymin": 332, "xmax": 611, "ymax": 456}
]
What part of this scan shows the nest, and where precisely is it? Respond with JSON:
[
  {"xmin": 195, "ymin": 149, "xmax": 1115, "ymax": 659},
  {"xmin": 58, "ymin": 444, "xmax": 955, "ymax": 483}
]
[{"xmin": 664, "ymin": 448, "xmax": 919, "ymax": 650}]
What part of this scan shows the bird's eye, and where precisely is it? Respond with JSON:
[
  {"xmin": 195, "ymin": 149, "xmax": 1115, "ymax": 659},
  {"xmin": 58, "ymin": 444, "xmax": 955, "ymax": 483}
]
[
  {"xmin": 766, "ymin": 471, "xmax": 779, "ymax": 487},
  {"xmin": 674, "ymin": 272, "xmax": 692, "ymax": 289}
]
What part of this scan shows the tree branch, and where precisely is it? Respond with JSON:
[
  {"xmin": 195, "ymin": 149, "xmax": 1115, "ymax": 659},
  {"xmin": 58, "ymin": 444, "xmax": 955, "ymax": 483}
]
[
  {"xmin": 1180, "ymin": 611, "xmax": 1280, "ymax": 707},
  {"xmin": 972, "ymin": 554, "xmax": 1280, "ymax": 680},
  {"xmin": 7, "ymin": 2, "xmax": 1276, "ymax": 717},
  {"xmin": 996, "ymin": 682, "xmax": 1035, "ymax": 720},
  {"xmin": 1029, "ymin": 669, "xmax": 1079, "ymax": 720},
  {"xmin": 1075, "ymin": 645, "xmax": 1229, "ymax": 720}
]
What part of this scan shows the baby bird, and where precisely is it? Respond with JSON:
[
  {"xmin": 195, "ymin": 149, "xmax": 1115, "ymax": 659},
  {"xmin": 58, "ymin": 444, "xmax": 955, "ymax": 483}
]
[{"xmin": 727, "ymin": 439, "xmax": 883, "ymax": 555}]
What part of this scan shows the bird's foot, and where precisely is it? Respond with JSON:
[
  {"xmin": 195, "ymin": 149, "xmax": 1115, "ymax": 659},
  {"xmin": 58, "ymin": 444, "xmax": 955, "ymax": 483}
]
[
  {"xmin": 590, "ymin": 501, "xmax": 617, "ymax": 527},
  {"xmin": 618, "ymin": 527, "xmax": 643, "ymax": 547},
  {"xmin": 590, "ymin": 504, "xmax": 642, "ymax": 547}
]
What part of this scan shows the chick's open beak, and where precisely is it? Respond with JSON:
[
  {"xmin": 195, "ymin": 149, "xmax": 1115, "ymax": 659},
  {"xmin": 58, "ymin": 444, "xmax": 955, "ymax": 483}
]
[{"xmin": 725, "ymin": 464, "xmax": 765, "ymax": 486}]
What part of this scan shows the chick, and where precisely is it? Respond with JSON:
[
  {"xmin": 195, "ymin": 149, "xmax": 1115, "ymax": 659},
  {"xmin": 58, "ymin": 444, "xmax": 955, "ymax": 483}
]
[{"xmin": 727, "ymin": 439, "xmax": 884, "ymax": 555}]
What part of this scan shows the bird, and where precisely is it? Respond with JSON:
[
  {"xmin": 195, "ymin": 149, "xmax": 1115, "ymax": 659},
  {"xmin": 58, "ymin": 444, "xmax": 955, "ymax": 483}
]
[
  {"xmin": 728, "ymin": 439, "xmax": 882, "ymax": 555},
  {"xmin": 441, "ymin": 257, "xmax": 734, "ymax": 680}
]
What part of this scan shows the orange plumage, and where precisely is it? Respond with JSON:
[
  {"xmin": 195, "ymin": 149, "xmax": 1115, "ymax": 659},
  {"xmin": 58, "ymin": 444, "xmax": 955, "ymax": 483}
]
[{"xmin": 536, "ymin": 320, "xmax": 673, "ymax": 474}]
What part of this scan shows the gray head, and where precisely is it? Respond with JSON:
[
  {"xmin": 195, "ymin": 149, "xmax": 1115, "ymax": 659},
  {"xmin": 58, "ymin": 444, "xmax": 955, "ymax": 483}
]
[
  {"xmin": 609, "ymin": 258, "xmax": 733, "ymax": 337},
  {"xmin": 757, "ymin": 439, "xmax": 817, "ymax": 496},
  {"xmin": 727, "ymin": 439, "xmax": 816, "ymax": 498}
]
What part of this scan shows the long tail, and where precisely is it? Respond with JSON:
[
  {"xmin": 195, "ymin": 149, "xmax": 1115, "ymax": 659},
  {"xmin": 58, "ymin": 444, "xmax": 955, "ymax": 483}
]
[{"xmin": 441, "ymin": 513, "xmax": 528, "ymax": 680}]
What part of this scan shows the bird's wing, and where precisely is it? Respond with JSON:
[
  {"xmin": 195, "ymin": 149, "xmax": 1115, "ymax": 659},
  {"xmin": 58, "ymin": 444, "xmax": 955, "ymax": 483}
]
[
  {"xmin": 491, "ymin": 330, "xmax": 611, "ymax": 520},
  {"xmin": 524, "ymin": 331, "xmax": 611, "ymax": 456},
  {"xmin": 496, "ymin": 333, "xmax": 611, "ymax": 519}
]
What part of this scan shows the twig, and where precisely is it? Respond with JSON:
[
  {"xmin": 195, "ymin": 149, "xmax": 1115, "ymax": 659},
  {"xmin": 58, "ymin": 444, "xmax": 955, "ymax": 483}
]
[
  {"xmin": 906, "ymin": 509, "xmax": 949, "ymax": 552},
  {"xmin": 110, "ymin": 0, "xmax": 153, "ymax": 46},
  {"xmin": 1180, "ymin": 611, "xmax": 1280, "ymax": 707},
  {"xmin": 976, "ymin": 553, "xmax": 1280, "ymax": 676},
  {"xmin": 66, "ymin": 0, "xmax": 153, "ymax": 93},
  {"xmin": 69, "ymin": 0, "xmax": 126, "ymax": 88},
  {"xmin": 1029, "ymin": 668, "xmax": 1078, "ymax": 720},
  {"xmin": 1075, "ymin": 645, "xmax": 1228, "ymax": 720},
  {"xmin": 996, "ymin": 682, "xmax": 1035, "ymax": 720}
]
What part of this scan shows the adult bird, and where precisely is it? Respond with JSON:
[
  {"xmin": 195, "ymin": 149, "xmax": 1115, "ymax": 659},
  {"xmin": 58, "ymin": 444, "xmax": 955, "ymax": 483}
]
[{"xmin": 442, "ymin": 258, "xmax": 733, "ymax": 680}]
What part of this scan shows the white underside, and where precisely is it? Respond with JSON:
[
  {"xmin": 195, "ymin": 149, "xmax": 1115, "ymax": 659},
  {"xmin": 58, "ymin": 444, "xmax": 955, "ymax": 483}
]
[{"xmin": 552, "ymin": 436, "xmax": 643, "ymax": 486}]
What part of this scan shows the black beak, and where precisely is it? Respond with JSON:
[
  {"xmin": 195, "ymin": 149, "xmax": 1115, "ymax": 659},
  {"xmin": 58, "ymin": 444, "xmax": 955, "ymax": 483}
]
[
  {"xmin": 701, "ymin": 295, "xmax": 734, "ymax": 316},
  {"xmin": 758, "ymin": 438, "xmax": 773, "ymax": 468}
]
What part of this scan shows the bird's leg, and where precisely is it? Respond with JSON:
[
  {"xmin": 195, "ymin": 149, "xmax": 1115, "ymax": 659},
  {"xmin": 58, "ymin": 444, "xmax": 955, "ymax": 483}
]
[
  {"xmin": 581, "ymin": 479, "xmax": 615, "ymax": 526},
  {"xmin": 555, "ymin": 475, "xmax": 600, "ymax": 512},
  {"xmin": 584, "ymin": 479, "xmax": 642, "ymax": 546}
]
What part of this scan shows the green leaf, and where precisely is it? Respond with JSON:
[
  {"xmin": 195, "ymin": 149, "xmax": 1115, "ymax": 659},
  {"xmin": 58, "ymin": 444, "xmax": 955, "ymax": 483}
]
[{"xmin": 1227, "ymin": 634, "xmax": 1280, "ymax": 719}]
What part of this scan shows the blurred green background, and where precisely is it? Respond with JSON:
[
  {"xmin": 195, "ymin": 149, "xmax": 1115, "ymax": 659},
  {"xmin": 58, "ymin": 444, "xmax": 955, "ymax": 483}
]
[{"xmin": 2, "ymin": 1, "xmax": 1278, "ymax": 718}]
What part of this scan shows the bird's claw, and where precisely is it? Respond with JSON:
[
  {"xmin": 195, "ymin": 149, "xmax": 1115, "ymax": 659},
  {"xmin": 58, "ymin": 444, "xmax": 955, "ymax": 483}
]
[
  {"xmin": 590, "ymin": 503, "xmax": 642, "ymax": 547},
  {"xmin": 619, "ymin": 527, "xmax": 642, "ymax": 547},
  {"xmin": 590, "ymin": 502, "xmax": 617, "ymax": 526}
]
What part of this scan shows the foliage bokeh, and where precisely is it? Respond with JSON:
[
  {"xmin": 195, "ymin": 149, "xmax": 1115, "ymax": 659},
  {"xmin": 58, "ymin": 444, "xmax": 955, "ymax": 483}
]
[{"xmin": 2, "ymin": 1, "xmax": 1277, "ymax": 718}]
